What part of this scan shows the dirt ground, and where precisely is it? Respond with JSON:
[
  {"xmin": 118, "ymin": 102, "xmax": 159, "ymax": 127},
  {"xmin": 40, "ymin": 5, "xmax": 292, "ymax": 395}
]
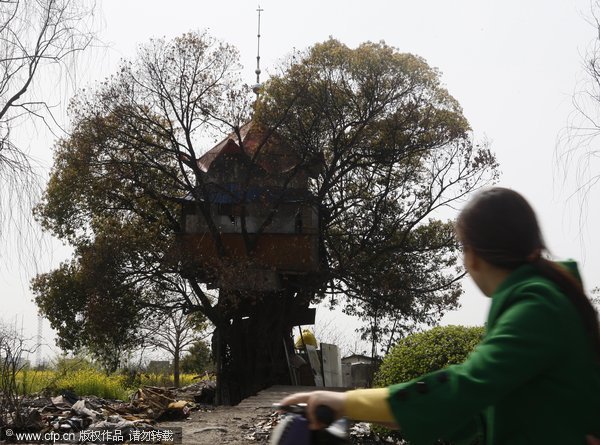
[
  {"xmin": 160, "ymin": 385, "xmax": 296, "ymax": 445},
  {"xmin": 161, "ymin": 386, "xmax": 390, "ymax": 445},
  {"xmin": 160, "ymin": 404, "xmax": 273, "ymax": 445}
]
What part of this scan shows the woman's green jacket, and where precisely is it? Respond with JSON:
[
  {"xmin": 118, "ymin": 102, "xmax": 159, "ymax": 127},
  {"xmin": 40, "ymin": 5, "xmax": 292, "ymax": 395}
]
[{"xmin": 387, "ymin": 262, "xmax": 600, "ymax": 445}]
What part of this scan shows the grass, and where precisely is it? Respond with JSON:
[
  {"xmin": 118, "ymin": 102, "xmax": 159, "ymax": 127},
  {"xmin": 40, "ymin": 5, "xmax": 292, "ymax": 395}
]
[{"xmin": 15, "ymin": 369, "xmax": 199, "ymax": 400}]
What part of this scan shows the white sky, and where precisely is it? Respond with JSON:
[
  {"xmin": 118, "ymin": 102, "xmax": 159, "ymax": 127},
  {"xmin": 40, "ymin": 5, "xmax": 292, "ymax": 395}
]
[{"xmin": 2, "ymin": 0, "xmax": 600, "ymax": 360}]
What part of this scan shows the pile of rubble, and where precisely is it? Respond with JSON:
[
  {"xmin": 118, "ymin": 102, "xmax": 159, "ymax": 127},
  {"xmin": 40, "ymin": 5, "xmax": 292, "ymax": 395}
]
[
  {"xmin": 240, "ymin": 411, "xmax": 404, "ymax": 444},
  {"xmin": 347, "ymin": 423, "xmax": 406, "ymax": 444},
  {"xmin": 0, "ymin": 385, "xmax": 204, "ymax": 442},
  {"xmin": 242, "ymin": 411, "xmax": 282, "ymax": 442},
  {"xmin": 172, "ymin": 379, "xmax": 216, "ymax": 405}
]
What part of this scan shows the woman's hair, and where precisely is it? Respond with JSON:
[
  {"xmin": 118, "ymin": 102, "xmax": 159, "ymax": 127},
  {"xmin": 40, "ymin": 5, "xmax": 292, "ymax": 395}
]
[{"xmin": 456, "ymin": 187, "xmax": 600, "ymax": 362}]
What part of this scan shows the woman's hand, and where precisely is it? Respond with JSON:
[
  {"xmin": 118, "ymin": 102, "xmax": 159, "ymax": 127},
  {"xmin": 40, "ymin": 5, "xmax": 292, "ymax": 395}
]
[{"xmin": 278, "ymin": 390, "xmax": 347, "ymax": 430}]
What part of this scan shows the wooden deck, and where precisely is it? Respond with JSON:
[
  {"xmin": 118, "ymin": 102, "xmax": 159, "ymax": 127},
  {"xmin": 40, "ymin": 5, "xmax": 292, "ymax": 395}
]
[{"xmin": 236, "ymin": 385, "xmax": 347, "ymax": 410}]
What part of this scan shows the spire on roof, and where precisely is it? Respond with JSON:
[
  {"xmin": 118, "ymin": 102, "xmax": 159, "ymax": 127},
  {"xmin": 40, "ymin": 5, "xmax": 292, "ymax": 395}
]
[{"xmin": 252, "ymin": 5, "xmax": 264, "ymax": 97}]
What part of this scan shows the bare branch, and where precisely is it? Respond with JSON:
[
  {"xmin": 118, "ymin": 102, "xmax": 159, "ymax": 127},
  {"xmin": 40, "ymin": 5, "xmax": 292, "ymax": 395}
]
[{"xmin": 0, "ymin": 0, "xmax": 98, "ymax": 263}]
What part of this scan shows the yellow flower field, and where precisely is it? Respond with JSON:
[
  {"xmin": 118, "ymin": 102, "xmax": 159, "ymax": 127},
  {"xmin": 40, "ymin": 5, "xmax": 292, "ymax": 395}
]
[{"xmin": 15, "ymin": 369, "xmax": 199, "ymax": 400}]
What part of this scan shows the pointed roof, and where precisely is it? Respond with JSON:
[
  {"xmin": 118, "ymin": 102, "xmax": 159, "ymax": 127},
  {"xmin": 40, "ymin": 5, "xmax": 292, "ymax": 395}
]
[{"xmin": 197, "ymin": 121, "xmax": 300, "ymax": 174}]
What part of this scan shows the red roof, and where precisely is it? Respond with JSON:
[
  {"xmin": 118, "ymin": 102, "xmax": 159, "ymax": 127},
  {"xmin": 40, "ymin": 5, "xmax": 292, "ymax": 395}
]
[{"xmin": 197, "ymin": 122, "xmax": 300, "ymax": 174}]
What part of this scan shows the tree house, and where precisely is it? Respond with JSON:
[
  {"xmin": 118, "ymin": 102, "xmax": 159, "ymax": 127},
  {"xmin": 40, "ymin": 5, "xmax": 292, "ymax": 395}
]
[{"xmin": 178, "ymin": 122, "xmax": 322, "ymax": 291}]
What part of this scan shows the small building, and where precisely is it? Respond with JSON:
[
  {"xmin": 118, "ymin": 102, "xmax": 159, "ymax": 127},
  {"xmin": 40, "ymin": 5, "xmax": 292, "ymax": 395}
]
[
  {"xmin": 341, "ymin": 354, "xmax": 378, "ymax": 388},
  {"xmin": 341, "ymin": 354, "xmax": 376, "ymax": 366},
  {"xmin": 146, "ymin": 360, "xmax": 171, "ymax": 374}
]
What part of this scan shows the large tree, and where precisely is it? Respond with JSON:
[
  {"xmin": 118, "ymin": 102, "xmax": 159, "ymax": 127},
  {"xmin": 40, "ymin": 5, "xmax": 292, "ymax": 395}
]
[
  {"xmin": 32, "ymin": 34, "xmax": 497, "ymax": 404},
  {"xmin": 255, "ymin": 40, "xmax": 498, "ymax": 354}
]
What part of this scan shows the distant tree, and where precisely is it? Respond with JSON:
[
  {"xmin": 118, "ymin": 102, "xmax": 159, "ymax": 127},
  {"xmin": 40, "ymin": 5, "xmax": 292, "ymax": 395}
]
[
  {"xmin": 180, "ymin": 340, "xmax": 214, "ymax": 374},
  {"xmin": 311, "ymin": 316, "xmax": 362, "ymax": 358},
  {"xmin": 143, "ymin": 309, "xmax": 209, "ymax": 387},
  {"xmin": 0, "ymin": 322, "xmax": 35, "ymax": 429},
  {"xmin": 0, "ymin": 0, "xmax": 96, "ymax": 250}
]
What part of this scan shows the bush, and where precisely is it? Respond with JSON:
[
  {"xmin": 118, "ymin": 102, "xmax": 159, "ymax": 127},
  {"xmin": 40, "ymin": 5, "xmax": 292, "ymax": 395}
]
[
  {"xmin": 53, "ymin": 355, "xmax": 97, "ymax": 374},
  {"xmin": 372, "ymin": 325, "xmax": 484, "ymax": 443},
  {"xmin": 374, "ymin": 325, "xmax": 484, "ymax": 387}
]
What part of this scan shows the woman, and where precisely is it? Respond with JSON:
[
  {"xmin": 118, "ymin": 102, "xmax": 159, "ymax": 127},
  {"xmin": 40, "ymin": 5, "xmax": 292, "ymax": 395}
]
[{"xmin": 280, "ymin": 187, "xmax": 600, "ymax": 445}]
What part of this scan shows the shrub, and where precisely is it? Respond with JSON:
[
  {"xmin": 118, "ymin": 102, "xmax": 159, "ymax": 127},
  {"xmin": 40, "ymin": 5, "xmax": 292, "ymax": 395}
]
[
  {"xmin": 374, "ymin": 325, "xmax": 485, "ymax": 387},
  {"xmin": 372, "ymin": 325, "xmax": 484, "ymax": 443},
  {"xmin": 53, "ymin": 355, "xmax": 96, "ymax": 374}
]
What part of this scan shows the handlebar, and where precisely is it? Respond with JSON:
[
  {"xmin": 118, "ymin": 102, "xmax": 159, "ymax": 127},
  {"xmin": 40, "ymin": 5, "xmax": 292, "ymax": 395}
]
[
  {"xmin": 273, "ymin": 403, "xmax": 336, "ymax": 427},
  {"xmin": 271, "ymin": 403, "xmax": 349, "ymax": 444}
]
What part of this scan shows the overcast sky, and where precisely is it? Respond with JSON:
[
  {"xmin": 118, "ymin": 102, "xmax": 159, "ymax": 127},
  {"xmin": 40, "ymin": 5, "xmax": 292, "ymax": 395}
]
[{"xmin": 2, "ymin": 0, "xmax": 599, "ymax": 359}]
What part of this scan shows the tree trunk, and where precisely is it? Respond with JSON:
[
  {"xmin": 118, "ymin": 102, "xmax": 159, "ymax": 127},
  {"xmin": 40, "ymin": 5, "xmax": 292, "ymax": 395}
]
[
  {"xmin": 173, "ymin": 346, "xmax": 180, "ymax": 388},
  {"xmin": 213, "ymin": 290, "xmax": 305, "ymax": 405}
]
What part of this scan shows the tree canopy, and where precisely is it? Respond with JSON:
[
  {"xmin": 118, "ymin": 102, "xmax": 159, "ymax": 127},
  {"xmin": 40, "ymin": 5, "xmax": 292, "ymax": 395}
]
[
  {"xmin": 255, "ymin": 39, "xmax": 498, "ymax": 349},
  {"xmin": 32, "ymin": 34, "xmax": 498, "ymax": 398}
]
